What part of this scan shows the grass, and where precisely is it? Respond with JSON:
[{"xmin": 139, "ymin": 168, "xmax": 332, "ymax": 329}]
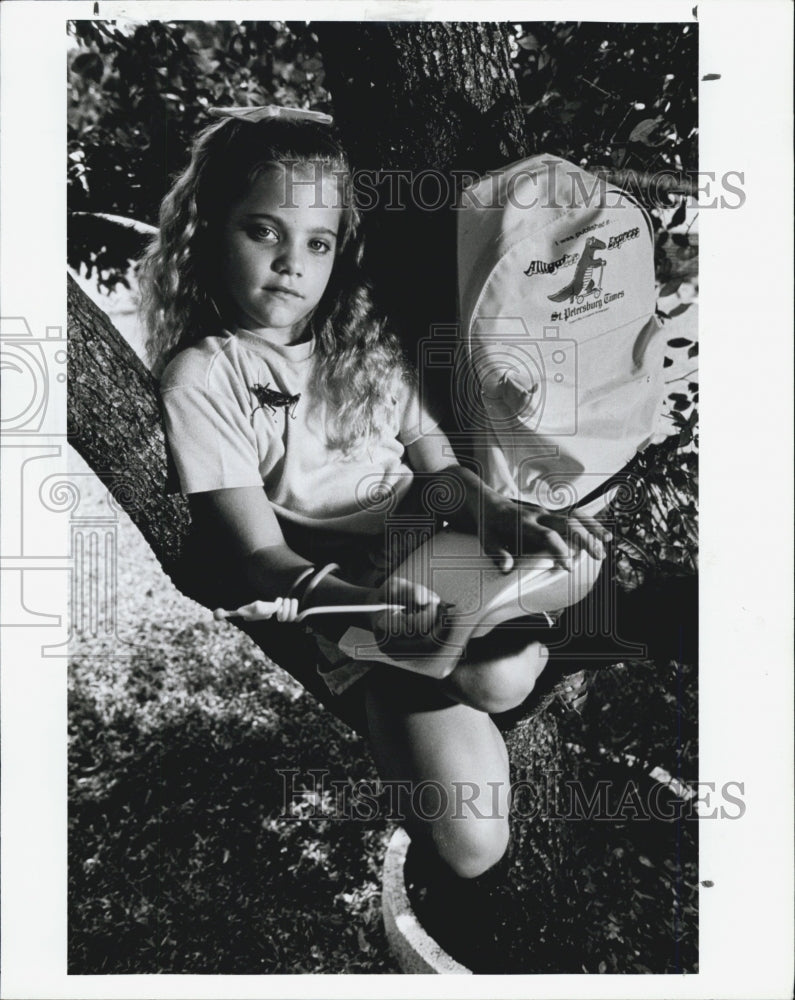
[
  {"xmin": 406, "ymin": 659, "xmax": 698, "ymax": 975},
  {"xmin": 68, "ymin": 456, "xmax": 396, "ymax": 973},
  {"xmin": 69, "ymin": 648, "xmax": 395, "ymax": 973}
]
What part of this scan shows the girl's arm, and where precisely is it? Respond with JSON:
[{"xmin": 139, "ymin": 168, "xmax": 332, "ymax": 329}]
[
  {"xmin": 190, "ymin": 486, "xmax": 375, "ymax": 608},
  {"xmin": 191, "ymin": 487, "xmax": 441, "ymax": 635},
  {"xmin": 405, "ymin": 430, "xmax": 611, "ymax": 572}
]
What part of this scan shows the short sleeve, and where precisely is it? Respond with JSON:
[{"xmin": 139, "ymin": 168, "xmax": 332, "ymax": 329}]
[
  {"xmin": 397, "ymin": 381, "xmax": 439, "ymax": 447},
  {"xmin": 160, "ymin": 384, "xmax": 264, "ymax": 494}
]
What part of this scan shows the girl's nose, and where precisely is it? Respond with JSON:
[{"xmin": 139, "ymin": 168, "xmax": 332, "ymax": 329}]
[{"xmin": 273, "ymin": 243, "xmax": 303, "ymax": 276}]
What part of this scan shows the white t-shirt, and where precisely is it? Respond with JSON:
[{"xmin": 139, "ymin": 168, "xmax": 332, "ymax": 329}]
[{"xmin": 160, "ymin": 327, "xmax": 437, "ymax": 535}]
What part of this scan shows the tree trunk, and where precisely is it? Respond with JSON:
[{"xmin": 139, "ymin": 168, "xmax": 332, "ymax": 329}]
[
  {"xmin": 315, "ymin": 21, "xmax": 531, "ymax": 431},
  {"xmin": 67, "ymin": 273, "xmax": 190, "ymax": 581}
]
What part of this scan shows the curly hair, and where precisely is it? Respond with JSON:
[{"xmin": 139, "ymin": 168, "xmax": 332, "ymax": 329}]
[{"xmin": 138, "ymin": 115, "xmax": 410, "ymax": 456}]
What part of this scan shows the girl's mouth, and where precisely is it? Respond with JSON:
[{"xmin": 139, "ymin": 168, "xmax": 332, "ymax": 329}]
[{"xmin": 264, "ymin": 286, "xmax": 303, "ymax": 299}]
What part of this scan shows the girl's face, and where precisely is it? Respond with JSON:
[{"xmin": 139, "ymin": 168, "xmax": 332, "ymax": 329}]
[{"xmin": 219, "ymin": 163, "xmax": 343, "ymax": 343}]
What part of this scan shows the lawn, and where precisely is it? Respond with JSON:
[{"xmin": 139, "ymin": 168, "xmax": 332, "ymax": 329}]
[{"xmin": 68, "ymin": 452, "xmax": 397, "ymax": 973}]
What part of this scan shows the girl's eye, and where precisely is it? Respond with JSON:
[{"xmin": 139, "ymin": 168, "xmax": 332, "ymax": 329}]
[
  {"xmin": 308, "ymin": 238, "xmax": 332, "ymax": 254},
  {"xmin": 247, "ymin": 225, "xmax": 278, "ymax": 243}
]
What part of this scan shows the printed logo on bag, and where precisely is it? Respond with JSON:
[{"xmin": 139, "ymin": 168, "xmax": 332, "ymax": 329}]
[
  {"xmin": 547, "ymin": 236, "xmax": 607, "ymax": 305},
  {"xmin": 522, "ymin": 227, "xmax": 644, "ymax": 325}
]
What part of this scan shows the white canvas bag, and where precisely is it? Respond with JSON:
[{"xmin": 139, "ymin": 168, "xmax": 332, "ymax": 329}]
[{"xmin": 457, "ymin": 154, "xmax": 666, "ymax": 510}]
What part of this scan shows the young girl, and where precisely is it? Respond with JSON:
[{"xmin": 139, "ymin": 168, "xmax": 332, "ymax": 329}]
[{"xmin": 140, "ymin": 107, "xmax": 610, "ymax": 896}]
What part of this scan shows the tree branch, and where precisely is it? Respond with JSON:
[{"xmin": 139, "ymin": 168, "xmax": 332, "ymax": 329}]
[{"xmin": 67, "ymin": 273, "xmax": 190, "ymax": 580}]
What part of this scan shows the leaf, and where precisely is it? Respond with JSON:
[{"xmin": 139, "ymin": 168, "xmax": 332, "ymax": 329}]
[
  {"xmin": 702, "ymin": 73, "xmax": 721, "ymax": 81},
  {"xmin": 659, "ymin": 278, "xmax": 683, "ymax": 297},
  {"xmin": 638, "ymin": 855, "xmax": 654, "ymax": 868},
  {"xmin": 663, "ymin": 357, "xmax": 673, "ymax": 367},
  {"xmin": 71, "ymin": 51, "xmax": 104, "ymax": 82},
  {"xmin": 667, "ymin": 337, "xmax": 692, "ymax": 348},
  {"xmin": 669, "ymin": 199, "xmax": 687, "ymax": 228},
  {"xmin": 688, "ymin": 342, "xmax": 699, "ymax": 358},
  {"xmin": 656, "ymin": 230, "xmax": 669, "ymax": 247},
  {"xmin": 518, "ymin": 33, "xmax": 540, "ymax": 51},
  {"xmin": 668, "ymin": 302, "xmax": 693, "ymax": 318},
  {"xmin": 629, "ymin": 115, "xmax": 673, "ymax": 147},
  {"xmin": 628, "ymin": 116, "xmax": 663, "ymax": 145},
  {"xmin": 678, "ymin": 426, "xmax": 694, "ymax": 448}
]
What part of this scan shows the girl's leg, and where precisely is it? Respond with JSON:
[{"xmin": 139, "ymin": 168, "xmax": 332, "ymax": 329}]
[
  {"xmin": 441, "ymin": 627, "xmax": 550, "ymax": 714},
  {"xmin": 364, "ymin": 627, "xmax": 549, "ymax": 878},
  {"xmin": 365, "ymin": 668, "xmax": 512, "ymax": 879}
]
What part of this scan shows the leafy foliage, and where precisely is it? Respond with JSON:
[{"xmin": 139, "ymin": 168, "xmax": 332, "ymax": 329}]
[
  {"xmin": 68, "ymin": 20, "xmax": 329, "ymax": 290},
  {"xmin": 511, "ymin": 22, "xmax": 697, "ymax": 179},
  {"xmin": 68, "ymin": 20, "xmax": 697, "ymax": 289}
]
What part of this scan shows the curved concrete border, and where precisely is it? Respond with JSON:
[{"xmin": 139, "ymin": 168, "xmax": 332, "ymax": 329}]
[{"xmin": 382, "ymin": 827, "xmax": 472, "ymax": 975}]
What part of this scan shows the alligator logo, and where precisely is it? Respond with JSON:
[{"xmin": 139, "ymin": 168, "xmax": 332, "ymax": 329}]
[{"xmin": 547, "ymin": 236, "xmax": 607, "ymax": 304}]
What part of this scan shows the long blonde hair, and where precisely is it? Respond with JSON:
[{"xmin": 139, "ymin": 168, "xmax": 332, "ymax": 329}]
[{"xmin": 139, "ymin": 115, "xmax": 410, "ymax": 455}]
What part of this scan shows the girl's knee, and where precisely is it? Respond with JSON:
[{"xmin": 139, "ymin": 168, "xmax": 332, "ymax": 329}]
[
  {"xmin": 450, "ymin": 643, "xmax": 549, "ymax": 714},
  {"xmin": 432, "ymin": 815, "xmax": 510, "ymax": 879}
]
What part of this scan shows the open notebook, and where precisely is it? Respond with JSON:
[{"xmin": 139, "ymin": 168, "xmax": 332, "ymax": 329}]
[{"xmin": 338, "ymin": 528, "xmax": 603, "ymax": 678}]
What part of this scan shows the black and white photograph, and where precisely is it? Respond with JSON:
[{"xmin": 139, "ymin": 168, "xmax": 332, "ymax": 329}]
[{"xmin": 0, "ymin": 1, "xmax": 792, "ymax": 996}]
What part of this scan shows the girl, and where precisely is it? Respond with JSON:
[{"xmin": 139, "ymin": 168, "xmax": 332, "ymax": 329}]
[{"xmin": 140, "ymin": 107, "xmax": 610, "ymax": 896}]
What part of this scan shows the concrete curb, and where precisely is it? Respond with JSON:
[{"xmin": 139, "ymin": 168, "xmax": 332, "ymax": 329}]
[{"xmin": 381, "ymin": 827, "xmax": 471, "ymax": 975}]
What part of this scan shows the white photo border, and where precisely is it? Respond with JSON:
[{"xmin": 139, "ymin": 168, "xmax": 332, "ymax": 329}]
[{"xmin": 1, "ymin": 1, "xmax": 792, "ymax": 997}]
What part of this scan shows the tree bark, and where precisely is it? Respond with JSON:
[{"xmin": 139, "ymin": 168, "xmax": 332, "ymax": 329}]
[
  {"xmin": 315, "ymin": 22, "xmax": 529, "ymax": 173},
  {"xmin": 67, "ymin": 274, "xmax": 190, "ymax": 579},
  {"xmin": 315, "ymin": 22, "xmax": 531, "ymax": 432}
]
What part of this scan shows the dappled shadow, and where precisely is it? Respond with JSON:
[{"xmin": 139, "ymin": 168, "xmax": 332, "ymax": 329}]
[
  {"xmin": 68, "ymin": 664, "xmax": 396, "ymax": 974},
  {"xmin": 407, "ymin": 658, "xmax": 698, "ymax": 974}
]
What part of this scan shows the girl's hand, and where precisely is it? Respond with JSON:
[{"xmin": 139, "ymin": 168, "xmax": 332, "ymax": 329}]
[
  {"xmin": 481, "ymin": 496, "xmax": 612, "ymax": 574},
  {"xmin": 367, "ymin": 576, "xmax": 444, "ymax": 655}
]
